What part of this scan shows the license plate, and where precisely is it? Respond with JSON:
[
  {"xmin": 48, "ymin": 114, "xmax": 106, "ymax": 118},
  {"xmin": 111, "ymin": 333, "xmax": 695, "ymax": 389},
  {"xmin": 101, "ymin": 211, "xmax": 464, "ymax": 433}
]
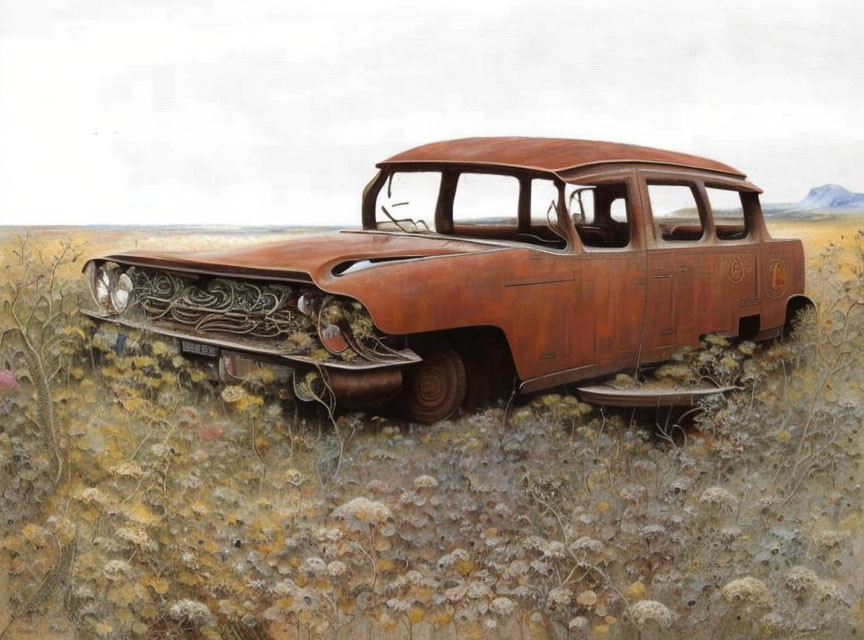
[{"xmin": 181, "ymin": 340, "xmax": 219, "ymax": 358}]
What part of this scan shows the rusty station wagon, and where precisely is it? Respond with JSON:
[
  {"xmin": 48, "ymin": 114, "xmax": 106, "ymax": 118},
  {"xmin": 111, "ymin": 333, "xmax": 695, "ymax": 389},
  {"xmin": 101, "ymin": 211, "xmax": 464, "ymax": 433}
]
[{"xmin": 80, "ymin": 137, "xmax": 811, "ymax": 421}]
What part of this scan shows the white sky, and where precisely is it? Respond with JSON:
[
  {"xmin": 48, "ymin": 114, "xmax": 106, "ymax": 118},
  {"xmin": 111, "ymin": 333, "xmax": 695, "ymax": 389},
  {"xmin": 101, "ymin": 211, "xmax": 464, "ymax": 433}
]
[{"xmin": 1, "ymin": 0, "xmax": 862, "ymax": 226}]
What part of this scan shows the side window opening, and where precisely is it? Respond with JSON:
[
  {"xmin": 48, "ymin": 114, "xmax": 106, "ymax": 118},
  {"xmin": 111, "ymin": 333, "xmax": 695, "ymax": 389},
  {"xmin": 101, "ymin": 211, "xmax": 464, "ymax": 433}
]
[
  {"xmin": 524, "ymin": 178, "xmax": 567, "ymax": 249},
  {"xmin": 530, "ymin": 179, "xmax": 560, "ymax": 228},
  {"xmin": 647, "ymin": 183, "xmax": 704, "ymax": 242},
  {"xmin": 706, "ymin": 186, "xmax": 748, "ymax": 240},
  {"xmin": 452, "ymin": 173, "xmax": 519, "ymax": 228},
  {"xmin": 565, "ymin": 182, "xmax": 631, "ymax": 249}
]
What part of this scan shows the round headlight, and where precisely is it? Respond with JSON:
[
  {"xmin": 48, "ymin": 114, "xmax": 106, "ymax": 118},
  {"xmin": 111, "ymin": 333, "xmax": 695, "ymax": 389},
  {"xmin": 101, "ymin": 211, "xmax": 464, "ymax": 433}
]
[
  {"xmin": 94, "ymin": 267, "xmax": 112, "ymax": 309},
  {"xmin": 297, "ymin": 294, "xmax": 313, "ymax": 316},
  {"xmin": 110, "ymin": 272, "xmax": 134, "ymax": 313},
  {"xmin": 319, "ymin": 323, "xmax": 349, "ymax": 354}
]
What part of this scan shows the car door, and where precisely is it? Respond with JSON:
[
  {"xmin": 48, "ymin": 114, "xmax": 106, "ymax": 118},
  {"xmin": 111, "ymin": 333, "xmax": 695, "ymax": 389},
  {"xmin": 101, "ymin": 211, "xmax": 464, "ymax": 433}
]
[
  {"xmin": 640, "ymin": 173, "xmax": 709, "ymax": 356},
  {"xmin": 566, "ymin": 171, "xmax": 648, "ymax": 375},
  {"xmin": 702, "ymin": 184, "xmax": 760, "ymax": 335}
]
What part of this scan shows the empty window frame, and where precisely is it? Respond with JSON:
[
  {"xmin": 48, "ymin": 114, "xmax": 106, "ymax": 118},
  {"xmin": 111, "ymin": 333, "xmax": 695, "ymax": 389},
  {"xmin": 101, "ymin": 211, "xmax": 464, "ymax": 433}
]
[
  {"xmin": 647, "ymin": 183, "xmax": 704, "ymax": 242},
  {"xmin": 565, "ymin": 182, "xmax": 632, "ymax": 249},
  {"xmin": 374, "ymin": 171, "xmax": 440, "ymax": 232},
  {"xmin": 706, "ymin": 186, "xmax": 748, "ymax": 240},
  {"xmin": 530, "ymin": 178, "xmax": 561, "ymax": 227},
  {"xmin": 452, "ymin": 173, "xmax": 520, "ymax": 228}
]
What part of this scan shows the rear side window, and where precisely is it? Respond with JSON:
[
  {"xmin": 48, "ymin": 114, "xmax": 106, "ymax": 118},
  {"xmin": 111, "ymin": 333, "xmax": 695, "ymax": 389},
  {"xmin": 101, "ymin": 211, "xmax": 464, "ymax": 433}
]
[
  {"xmin": 706, "ymin": 187, "xmax": 748, "ymax": 240},
  {"xmin": 647, "ymin": 183, "xmax": 704, "ymax": 242}
]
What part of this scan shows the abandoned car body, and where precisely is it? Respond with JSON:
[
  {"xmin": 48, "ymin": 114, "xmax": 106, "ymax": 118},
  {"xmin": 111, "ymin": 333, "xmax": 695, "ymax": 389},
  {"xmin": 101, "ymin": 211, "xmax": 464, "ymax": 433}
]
[{"xmin": 80, "ymin": 137, "xmax": 811, "ymax": 421}]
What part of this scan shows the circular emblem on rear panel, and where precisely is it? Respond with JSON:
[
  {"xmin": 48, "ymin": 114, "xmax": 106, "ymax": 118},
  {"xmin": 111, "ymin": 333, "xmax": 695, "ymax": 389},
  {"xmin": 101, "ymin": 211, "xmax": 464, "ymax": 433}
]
[
  {"xmin": 767, "ymin": 258, "xmax": 787, "ymax": 298},
  {"xmin": 728, "ymin": 258, "xmax": 744, "ymax": 284}
]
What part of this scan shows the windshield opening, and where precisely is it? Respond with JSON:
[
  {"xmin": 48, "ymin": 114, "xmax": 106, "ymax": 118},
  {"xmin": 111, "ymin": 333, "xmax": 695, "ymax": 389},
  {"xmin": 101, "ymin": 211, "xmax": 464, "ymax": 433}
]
[{"xmin": 375, "ymin": 171, "xmax": 439, "ymax": 233}]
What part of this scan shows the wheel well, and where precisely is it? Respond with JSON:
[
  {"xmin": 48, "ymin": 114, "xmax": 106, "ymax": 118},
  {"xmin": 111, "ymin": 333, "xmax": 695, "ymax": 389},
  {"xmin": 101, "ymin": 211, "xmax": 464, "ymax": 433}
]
[
  {"xmin": 786, "ymin": 294, "xmax": 815, "ymax": 326},
  {"xmin": 406, "ymin": 326, "xmax": 517, "ymax": 408},
  {"xmin": 406, "ymin": 326, "xmax": 511, "ymax": 357},
  {"xmin": 785, "ymin": 294, "xmax": 815, "ymax": 334}
]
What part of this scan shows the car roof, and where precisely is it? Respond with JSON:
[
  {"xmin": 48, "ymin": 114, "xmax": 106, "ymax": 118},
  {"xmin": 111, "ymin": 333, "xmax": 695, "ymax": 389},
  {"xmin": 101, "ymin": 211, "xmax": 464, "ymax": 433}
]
[{"xmin": 379, "ymin": 137, "xmax": 746, "ymax": 178}]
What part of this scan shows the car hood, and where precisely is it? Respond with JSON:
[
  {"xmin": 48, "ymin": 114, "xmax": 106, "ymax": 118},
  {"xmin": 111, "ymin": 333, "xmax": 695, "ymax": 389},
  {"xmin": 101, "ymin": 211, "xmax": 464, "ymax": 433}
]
[{"xmin": 99, "ymin": 230, "xmax": 503, "ymax": 284}]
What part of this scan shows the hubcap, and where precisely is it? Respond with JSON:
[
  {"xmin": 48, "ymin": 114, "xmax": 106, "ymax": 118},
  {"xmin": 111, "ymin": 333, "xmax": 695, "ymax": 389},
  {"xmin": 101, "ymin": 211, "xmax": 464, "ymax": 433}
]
[{"xmin": 406, "ymin": 348, "xmax": 466, "ymax": 422}]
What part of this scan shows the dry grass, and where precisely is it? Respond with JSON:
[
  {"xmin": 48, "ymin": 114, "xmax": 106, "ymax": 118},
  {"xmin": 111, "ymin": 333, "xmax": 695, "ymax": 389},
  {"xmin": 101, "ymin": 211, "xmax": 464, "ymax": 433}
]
[{"xmin": 1, "ymin": 217, "xmax": 863, "ymax": 640}]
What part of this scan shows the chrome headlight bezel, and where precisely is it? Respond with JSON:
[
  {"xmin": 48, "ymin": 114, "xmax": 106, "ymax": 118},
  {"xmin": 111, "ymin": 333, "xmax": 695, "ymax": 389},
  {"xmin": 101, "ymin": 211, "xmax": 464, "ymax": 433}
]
[
  {"xmin": 93, "ymin": 265, "xmax": 113, "ymax": 310},
  {"xmin": 110, "ymin": 272, "xmax": 134, "ymax": 314},
  {"xmin": 85, "ymin": 262, "xmax": 134, "ymax": 315}
]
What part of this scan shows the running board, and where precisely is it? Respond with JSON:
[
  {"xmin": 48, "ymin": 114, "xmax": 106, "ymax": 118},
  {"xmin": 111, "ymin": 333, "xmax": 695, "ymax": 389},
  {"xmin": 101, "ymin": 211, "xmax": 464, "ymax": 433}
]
[{"xmin": 576, "ymin": 385, "xmax": 736, "ymax": 408}]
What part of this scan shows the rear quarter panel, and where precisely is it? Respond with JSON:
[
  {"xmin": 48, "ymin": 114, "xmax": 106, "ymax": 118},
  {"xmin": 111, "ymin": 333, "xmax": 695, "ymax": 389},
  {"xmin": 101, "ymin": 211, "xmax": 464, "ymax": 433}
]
[{"xmin": 759, "ymin": 237, "xmax": 806, "ymax": 329}]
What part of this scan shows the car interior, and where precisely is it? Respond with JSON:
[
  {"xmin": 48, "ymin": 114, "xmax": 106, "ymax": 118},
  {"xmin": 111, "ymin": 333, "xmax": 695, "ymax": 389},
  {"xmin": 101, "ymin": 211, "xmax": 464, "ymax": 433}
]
[{"xmin": 569, "ymin": 183, "xmax": 631, "ymax": 249}]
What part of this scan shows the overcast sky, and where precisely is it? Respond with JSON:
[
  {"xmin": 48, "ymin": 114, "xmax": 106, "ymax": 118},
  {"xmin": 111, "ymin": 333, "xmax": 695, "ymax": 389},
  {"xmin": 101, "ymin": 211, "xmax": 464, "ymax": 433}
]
[{"xmin": 1, "ymin": 0, "xmax": 862, "ymax": 226}]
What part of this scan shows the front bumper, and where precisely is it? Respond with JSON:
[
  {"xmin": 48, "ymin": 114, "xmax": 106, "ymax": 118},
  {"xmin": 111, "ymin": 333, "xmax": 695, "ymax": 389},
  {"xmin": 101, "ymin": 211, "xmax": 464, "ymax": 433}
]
[{"xmin": 80, "ymin": 307, "xmax": 421, "ymax": 372}]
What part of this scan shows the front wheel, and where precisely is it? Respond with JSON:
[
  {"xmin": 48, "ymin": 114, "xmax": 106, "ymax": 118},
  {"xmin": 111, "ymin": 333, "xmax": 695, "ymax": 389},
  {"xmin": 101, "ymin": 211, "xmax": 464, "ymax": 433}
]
[{"xmin": 403, "ymin": 347, "xmax": 467, "ymax": 423}]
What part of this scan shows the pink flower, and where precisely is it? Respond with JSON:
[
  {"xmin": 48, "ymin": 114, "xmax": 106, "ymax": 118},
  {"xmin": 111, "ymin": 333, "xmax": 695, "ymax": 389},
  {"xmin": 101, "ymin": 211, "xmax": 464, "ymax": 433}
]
[
  {"xmin": 199, "ymin": 424, "xmax": 224, "ymax": 442},
  {"xmin": 0, "ymin": 370, "xmax": 20, "ymax": 393}
]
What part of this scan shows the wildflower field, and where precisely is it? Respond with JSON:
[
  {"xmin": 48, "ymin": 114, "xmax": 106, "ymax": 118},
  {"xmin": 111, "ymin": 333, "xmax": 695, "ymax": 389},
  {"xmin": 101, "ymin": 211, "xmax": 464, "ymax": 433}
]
[{"xmin": 1, "ymin": 218, "xmax": 863, "ymax": 640}]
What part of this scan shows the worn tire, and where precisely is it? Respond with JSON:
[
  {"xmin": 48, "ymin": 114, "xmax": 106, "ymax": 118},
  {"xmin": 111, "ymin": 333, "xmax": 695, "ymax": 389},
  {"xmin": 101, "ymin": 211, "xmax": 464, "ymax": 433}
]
[{"xmin": 404, "ymin": 347, "xmax": 467, "ymax": 423}]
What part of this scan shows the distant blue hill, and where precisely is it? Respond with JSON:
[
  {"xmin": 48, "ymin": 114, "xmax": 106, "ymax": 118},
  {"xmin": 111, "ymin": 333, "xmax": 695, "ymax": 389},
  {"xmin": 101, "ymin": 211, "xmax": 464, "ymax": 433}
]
[
  {"xmin": 796, "ymin": 184, "xmax": 864, "ymax": 210},
  {"xmin": 763, "ymin": 184, "xmax": 864, "ymax": 217}
]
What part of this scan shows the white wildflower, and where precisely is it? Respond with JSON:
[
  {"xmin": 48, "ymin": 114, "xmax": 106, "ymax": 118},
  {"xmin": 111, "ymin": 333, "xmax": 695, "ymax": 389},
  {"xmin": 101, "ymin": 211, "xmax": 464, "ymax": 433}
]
[
  {"xmin": 569, "ymin": 616, "xmax": 590, "ymax": 631},
  {"xmin": 103, "ymin": 559, "xmax": 133, "ymax": 580},
  {"xmin": 639, "ymin": 524, "xmax": 667, "ymax": 540},
  {"xmin": 438, "ymin": 548, "xmax": 470, "ymax": 569},
  {"xmin": 785, "ymin": 566, "xmax": 819, "ymax": 593},
  {"xmin": 273, "ymin": 579, "xmax": 299, "ymax": 597},
  {"xmin": 116, "ymin": 525, "xmax": 156, "ymax": 552},
  {"xmin": 721, "ymin": 576, "xmax": 774, "ymax": 610},
  {"xmin": 619, "ymin": 484, "xmax": 647, "ymax": 503},
  {"xmin": 815, "ymin": 579, "xmax": 845, "ymax": 603},
  {"xmin": 109, "ymin": 461, "xmax": 143, "ymax": 478},
  {"xmin": 299, "ymin": 556, "xmax": 327, "ymax": 576},
  {"xmin": 541, "ymin": 540, "xmax": 566, "ymax": 558},
  {"xmin": 386, "ymin": 598, "xmax": 411, "ymax": 612},
  {"xmin": 548, "ymin": 587, "xmax": 571, "ymax": 607},
  {"xmin": 315, "ymin": 527, "xmax": 343, "ymax": 542},
  {"xmin": 813, "ymin": 529, "xmax": 847, "ymax": 549},
  {"xmin": 699, "ymin": 486, "xmax": 735, "ymax": 510},
  {"xmin": 466, "ymin": 581, "xmax": 492, "ymax": 599},
  {"xmin": 168, "ymin": 599, "xmax": 212, "ymax": 626},
  {"xmin": 413, "ymin": 474, "xmax": 439, "ymax": 489},
  {"xmin": 327, "ymin": 561, "xmax": 347, "ymax": 578},
  {"xmin": 570, "ymin": 536, "xmax": 604, "ymax": 554},
  {"xmin": 331, "ymin": 497, "xmax": 392, "ymax": 524},
  {"xmin": 628, "ymin": 600, "xmax": 677, "ymax": 628},
  {"xmin": 80, "ymin": 487, "xmax": 111, "ymax": 506},
  {"xmin": 490, "ymin": 597, "xmax": 515, "ymax": 616}
]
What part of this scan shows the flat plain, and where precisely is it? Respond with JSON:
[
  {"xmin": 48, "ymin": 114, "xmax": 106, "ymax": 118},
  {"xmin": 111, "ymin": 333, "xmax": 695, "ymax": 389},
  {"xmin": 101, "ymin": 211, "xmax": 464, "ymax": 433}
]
[{"xmin": 0, "ymin": 216, "xmax": 863, "ymax": 640}]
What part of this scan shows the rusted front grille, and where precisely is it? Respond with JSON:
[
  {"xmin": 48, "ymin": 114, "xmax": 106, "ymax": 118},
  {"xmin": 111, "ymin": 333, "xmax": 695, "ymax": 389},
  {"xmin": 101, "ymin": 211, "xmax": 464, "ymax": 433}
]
[
  {"xmin": 105, "ymin": 265, "xmax": 415, "ymax": 366},
  {"xmin": 128, "ymin": 267, "xmax": 311, "ymax": 340}
]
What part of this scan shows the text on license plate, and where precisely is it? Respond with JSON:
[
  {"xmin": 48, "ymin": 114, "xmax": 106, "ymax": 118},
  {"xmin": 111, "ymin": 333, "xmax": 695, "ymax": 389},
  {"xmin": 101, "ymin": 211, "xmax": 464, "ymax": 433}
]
[{"xmin": 181, "ymin": 340, "xmax": 219, "ymax": 358}]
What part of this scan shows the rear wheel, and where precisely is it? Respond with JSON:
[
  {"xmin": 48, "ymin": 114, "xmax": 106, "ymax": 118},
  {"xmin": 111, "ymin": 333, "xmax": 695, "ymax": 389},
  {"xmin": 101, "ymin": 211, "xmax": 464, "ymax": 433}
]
[{"xmin": 404, "ymin": 347, "xmax": 467, "ymax": 423}]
